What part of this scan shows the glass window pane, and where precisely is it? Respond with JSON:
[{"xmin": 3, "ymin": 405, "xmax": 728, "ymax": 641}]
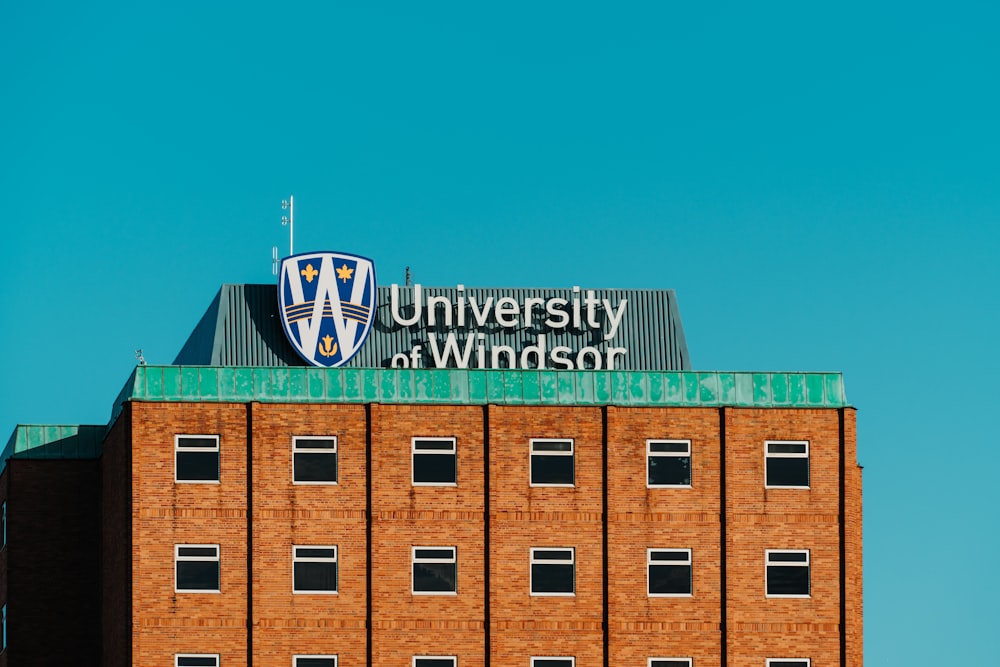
[
  {"xmin": 648, "ymin": 455, "xmax": 691, "ymax": 486},
  {"xmin": 295, "ymin": 439, "xmax": 336, "ymax": 450},
  {"xmin": 415, "ymin": 660, "xmax": 456, "ymax": 667},
  {"xmin": 768, "ymin": 552, "xmax": 807, "ymax": 562},
  {"xmin": 649, "ymin": 441, "xmax": 689, "ymax": 453},
  {"xmin": 533, "ymin": 660, "xmax": 573, "ymax": 667},
  {"xmin": 296, "ymin": 658, "xmax": 336, "ymax": 667},
  {"xmin": 650, "ymin": 661, "xmax": 691, "ymax": 667},
  {"xmin": 532, "ymin": 563, "xmax": 574, "ymax": 593},
  {"xmin": 769, "ymin": 662, "xmax": 809, "ymax": 667},
  {"xmin": 294, "ymin": 561, "xmax": 338, "ymax": 592},
  {"xmin": 767, "ymin": 565, "xmax": 810, "ymax": 595},
  {"xmin": 648, "ymin": 564, "xmax": 691, "ymax": 595},
  {"xmin": 177, "ymin": 451, "xmax": 219, "ymax": 481},
  {"xmin": 177, "ymin": 561, "xmax": 219, "ymax": 590},
  {"xmin": 177, "ymin": 438, "xmax": 218, "ymax": 449},
  {"xmin": 178, "ymin": 547, "xmax": 217, "ymax": 557},
  {"xmin": 649, "ymin": 551, "xmax": 688, "ymax": 562},
  {"xmin": 531, "ymin": 456, "xmax": 574, "ymax": 485},
  {"xmin": 177, "ymin": 658, "xmax": 219, "ymax": 667},
  {"xmin": 768, "ymin": 442, "xmax": 807, "ymax": 454},
  {"xmin": 532, "ymin": 441, "xmax": 572, "ymax": 452},
  {"xmin": 532, "ymin": 550, "xmax": 572, "ymax": 561},
  {"xmin": 415, "ymin": 549, "xmax": 454, "ymax": 560},
  {"xmin": 413, "ymin": 562, "xmax": 457, "ymax": 592},
  {"xmin": 414, "ymin": 440, "xmax": 455, "ymax": 451},
  {"xmin": 295, "ymin": 548, "xmax": 336, "ymax": 559},
  {"xmin": 413, "ymin": 454, "xmax": 456, "ymax": 484},
  {"xmin": 766, "ymin": 458, "xmax": 809, "ymax": 486},
  {"xmin": 294, "ymin": 452, "xmax": 338, "ymax": 483}
]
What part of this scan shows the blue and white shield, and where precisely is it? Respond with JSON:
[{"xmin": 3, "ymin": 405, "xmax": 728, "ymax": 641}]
[{"xmin": 278, "ymin": 251, "xmax": 378, "ymax": 367}]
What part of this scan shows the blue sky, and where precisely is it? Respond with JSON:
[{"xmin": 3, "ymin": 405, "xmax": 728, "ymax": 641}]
[{"xmin": 2, "ymin": 2, "xmax": 998, "ymax": 663}]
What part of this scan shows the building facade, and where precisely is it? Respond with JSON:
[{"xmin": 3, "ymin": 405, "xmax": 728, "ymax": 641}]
[{"xmin": 1, "ymin": 282, "xmax": 862, "ymax": 667}]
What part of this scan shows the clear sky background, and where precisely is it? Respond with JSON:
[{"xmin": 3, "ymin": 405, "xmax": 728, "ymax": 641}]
[{"xmin": 2, "ymin": 2, "xmax": 998, "ymax": 663}]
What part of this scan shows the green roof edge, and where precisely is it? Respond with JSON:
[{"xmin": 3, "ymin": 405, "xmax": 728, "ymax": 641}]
[{"xmin": 115, "ymin": 366, "xmax": 849, "ymax": 411}]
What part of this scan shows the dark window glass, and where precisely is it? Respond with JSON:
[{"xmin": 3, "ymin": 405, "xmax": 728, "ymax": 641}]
[
  {"xmin": 414, "ymin": 549, "xmax": 455, "ymax": 560},
  {"xmin": 176, "ymin": 560, "xmax": 219, "ymax": 591},
  {"xmin": 294, "ymin": 561, "xmax": 338, "ymax": 592},
  {"xmin": 768, "ymin": 551, "xmax": 808, "ymax": 562},
  {"xmin": 531, "ymin": 563, "xmax": 574, "ymax": 594},
  {"xmin": 650, "ymin": 661, "xmax": 691, "ymax": 667},
  {"xmin": 533, "ymin": 660, "xmax": 573, "ymax": 667},
  {"xmin": 413, "ymin": 561, "xmax": 457, "ymax": 593},
  {"xmin": 768, "ymin": 442, "xmax": 807, "ymax": 454},
  {"xmin": 765, "ymin": 457, "xmax": 809, "ymax": 487},
  {"xmin": 769, "ymin": 662, "xmax": 809, "ymax": 667},
  {"xmin": 295, "ymin": 658, "xmax": 336, "ymax": 667},
  {"xmin": 649, "ymin": 550, "xmax": 689, "ymax": 562},
  {"xmin": 767, "ymin": 564, "xmax": 810, "ymax": 596},
  {"xmin": 532, "ymin": 549, "xmax": 573, "ymax": 560},
  {"xmin": 530, "ymin": 455, "xmax": 574, "ymax": 485},
  {"xmin": 176, "ymin": 451, "xmax": 219, "ymax": 482},
  {"xmin": 532, "ymin": 441, "xmax": 572, "ymax": 452},
  {"xmin": 294, "ymin": 451, "xmax": 338, "ymax": 483},
  {"xmin": 648, "ymin": 563, "xmax": 692, "ymax": 595},
  {"xmin": 413, "ymin": 454, "xmax": 456, "ymax": 484},
  {"xmin": 414, "ymin": 660, "xmax": 455, "ymax": 667},
  {"xmin": 177, "ymin": 546, "xmax": 218, "ymax": 557},
  {"xmin": 177, "ymin": 658, "xmax": 219, "ymax": 667},
  {"xmin": 648, "ymin": 455, "xmax": 691, "ymax": 486},
  {"xmin": 414, "ymin": 440, "xmax": 455, "ymax": 451}
]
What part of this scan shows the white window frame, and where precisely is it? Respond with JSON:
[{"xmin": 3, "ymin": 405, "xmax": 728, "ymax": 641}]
[
  {"xmin": 765, "ymin": 549, "xmax": 811, "ymax": 598},
  {"xmin": 174, "ymin": 434, "xmax": 220, "ymax": 484},
  {"xmin": 529, "ymin": 438, "xmax": 575, "ymax": 487},
  {"xmin": 294, "ymin": 655, "xmax": 338, "ymax": 667},
  {"xmin": 529, "ymin": 547, "xmax": 575, "ymax": 596},
  {"xmin": 648, "ymin": 659, "xmax": 693, "ymax": 667},
  {"xmin": 175, "ymin": 544, "xmax": 221, "ymax": 593},
  {"xmin": 764, "ymin": 440, "xmax": 810, "ymax": 489},
  {"xmin": 175, "ymin": 654, "xmax": 220, "ymax": 667},
  {"xmin": 413, "ymin": 657, "xmax": 457, "ymax": 667},
  {"xmin": 292, "ymin": 436, "xmax": 338, "ymax": 485},
  {"xmin": 293, "ymin": 545, "xmax": 339, "ymax": 594},
  {"xmin": 646, "ymin": 439, "xmax": 692, "ymax": 488},
  {"xmin": 530, "ymin": 658, "xmax": 575, "ymax": 667},
  {"xmin": 765, "ymin": 660, "xmax": 811, "ymax": 667},
  {"xmin": 647, "ymin": 548, "xmax": 693, "ymax": 597},
  {"xmin": 412, "ymin": 546, "xmax": 458, "ymax": 595},
  {"xmin": 411, "ymin": 437, "xmax": 458, "ymax": 486}
]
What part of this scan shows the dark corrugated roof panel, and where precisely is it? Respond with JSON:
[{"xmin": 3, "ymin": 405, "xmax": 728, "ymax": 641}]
[{"xmin": 174, "ymin": 284, "xmax": 690, "ymax": 371}]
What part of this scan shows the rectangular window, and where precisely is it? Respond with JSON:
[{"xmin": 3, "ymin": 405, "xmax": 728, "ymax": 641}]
[
  {"xmin": 412, "ymin": 546, "xmax": 457, "ymax": 594},
  {"xmin": 648, "ymin": 549, "xmax": 693, "ymax": 596},
  {"xmin": 766, "ymin": 661, "xmax": 810, "ymax": 667},
  {"xmin": 413, "ymin": 657, "xmax": 457, "ymax": 667},
  {"xmin": 647, "ymin": 440, "xmax": 692, "ymax": 487},
  {"xmin": 295, "ymin": 656, "xmax": 337, "ymax": 667},
  {"xmin": 293, "ymin": 546, "xmax": 338, "ymax": 594},
  {"xmin": 412, "ymin": 438, "xmax": 457, "ymax": 485},
  {"xmin": 649, "ymin": 660, "xmax": 692, "ymax": 667},
  {"xmin": 176, "ymin": 655, "xmax": 219, "ymax": 667},
  {"xmin": 531, "ymin": 659, "xmax": 574, "ymax": 667},
  {"xmin": 175, "ymin": 545, "xmax": 220, "ymax": 593},
  {"xmin": 530, "ymin": 548, "xmax": 575, "ymax": 596},
  {"xmin": 766, "ymin": 550, "xmax": 810, "ymax": 597},
  {"xmin": 765, "ymin": 440, "xmax": 809, "ymax": 488},
  {"xmin": 175, "ymin": 435, "xmax": 220, "ymax": 483},
  {"xmin": 293, "ymin": 437, "xmax": 338, "ymax": 484},
  {"xmin": 530, "ymin": 439, "xmax": 574, "ymax": 486}
]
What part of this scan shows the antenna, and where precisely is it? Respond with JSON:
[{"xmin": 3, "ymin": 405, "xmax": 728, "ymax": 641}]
[
  {"xmin": 405, "ymin": 266, "xmax": 411, "ymax": 287},
  {"xmin": 281, "ymin": 195, "xmax": 294, "ymax": 255},
  {"xmin": 134, "ymin": 348, "xmax": 146, "ymax": 365}
]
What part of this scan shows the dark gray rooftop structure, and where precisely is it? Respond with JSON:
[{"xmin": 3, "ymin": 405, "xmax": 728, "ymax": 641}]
[{"xmin": 175, "ymin": 284, "xmax": 691, "ymax": 371}]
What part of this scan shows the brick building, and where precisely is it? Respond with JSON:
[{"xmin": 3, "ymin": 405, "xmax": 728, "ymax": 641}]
[{"xmin": 1, "ymin": 281, "xmax": 862, "ymax": 667}]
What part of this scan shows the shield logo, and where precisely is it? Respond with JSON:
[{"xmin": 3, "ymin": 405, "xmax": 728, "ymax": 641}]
[{"xmin": 278, "ymin": 251, "xmax": 378, "ymax": 367}]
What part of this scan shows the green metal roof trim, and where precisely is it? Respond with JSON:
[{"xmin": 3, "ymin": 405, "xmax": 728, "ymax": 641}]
[
  {"xmin": 113, "ymin": 366, "xmax": 847, "ymax": 418},
  {"xmin": 1, "ymin": 425, "xmax": 104, "ymax": 475}
]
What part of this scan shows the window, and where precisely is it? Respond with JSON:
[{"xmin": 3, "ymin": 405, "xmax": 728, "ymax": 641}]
[
  {"xmin": 648, "ymin": 549, "xmax": 692, "ymax": 596},
  {"xmin": 647, "ymin": 440, "xmax": 692, "ymax": 487},
  {"xmin": 293, "ymin": 546, "xmax": 338, "ymax": 593},
  {"xmin": 412, "ymin": 438, "xmax": 457, "ymax": 485},
  {"xmin": 176, "ymin": 655, "xmax": 219, "ymax": 667},
  {"xmin": 413, "ymin": 657, "xmax": 456, "ymax": 667},
  {"xmin": 765, "ymin": 440, "xmax": 809, "ymax": 488},
  {"xmin": 531, "ymin": 659, "xmax": 574, "ymax": 667},
  {"xmin": 175, "ymin": 545, "xmax": 220, "ymax": 593},
  {"xmin": 766, "ymin": 661, "xmax": 810, "ymax": 667},
  {"xmin": 530, "ymin": 439, "xmax": 574, "ymax": 486},
  {"xmin": 412, "ymin": 547, "xmax": 457, "ymax": 594},
  {"xmin": 175, "ymin": 435, "xmax": 220, "ymax": 483},
  {"xmin": 766, "ymin": 550, "xmax": 810, "ymax": 597},
  {"xmin": 649, "ymin": 660, "xmax": 692, "ymax": 667},
  {"xmin": 530, "ymin": 548, "xmax": 575, "ymax": 595},
  {"xmin": 295, "ymin": 656, "xmax": 337, "ymax": 667},
  {"xmin": 293, "ymin": 437, "xmax": 337, "ymax": 484}
]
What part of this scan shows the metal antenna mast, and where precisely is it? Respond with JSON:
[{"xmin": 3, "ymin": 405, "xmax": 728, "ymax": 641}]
[{"xmin": 281, "ymin": 195, "xmax": 295, "ymax": 255}]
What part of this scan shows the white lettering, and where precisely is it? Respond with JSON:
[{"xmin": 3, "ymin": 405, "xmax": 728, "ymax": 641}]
[
  {"xmin": 427, "ymin": 295, "xmax": 452, "ymax": 327},
  {"xmin": 585, "ymin": 290, "xmax": 601, "ymax": 328},
  {"xmin": 603, "ymin": 298, "xmax": 628, "ymax": 340},
  {"xmin": 606, "ymin": 347, "xmax": 627, "ymax": 369},
  {"xmin": 572, "ymin": 286, "xmax": 582, "ymax": 328},
  {"xmin": 491, "ymin": 344, "xmax": 516, "ymax": 368},
  {"xmin": 390, "ymin": 283, "xmax": 422, "ymax": 326},
  {"xmin": 523, "ymin": 297, "xmax": 545, "ymax": 328},
  {"xmin": 544, "ymin": 298, "xmax": 570, "ymax": 329},
  {"xmin": 519, "ymin": 334, "xmax": 546, "ymax": 369},
  {"xmin": 550, "ymin": 345, "xmax": 573, "ymax": 369},
  {"xmin": 390, "ymin": 352, "xmax": 410, "ymax": 368},
  {"xmin": 495, "ymin": 297, "xmax": 519, "ymax": 327},
  {"xmin": 577, "ymin": 346, "xmax": 603, "ymax": 369},
  {"xmin": 427, "ymin": 333, "xmax": 476, "ymax": 368},
  {"xmin": 469, "ymin": 295, "xmax": 494, "ymax": 327},
  {"xmin": 409, "ymin": 345, "xmax": 423, "ymax": 368}
]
